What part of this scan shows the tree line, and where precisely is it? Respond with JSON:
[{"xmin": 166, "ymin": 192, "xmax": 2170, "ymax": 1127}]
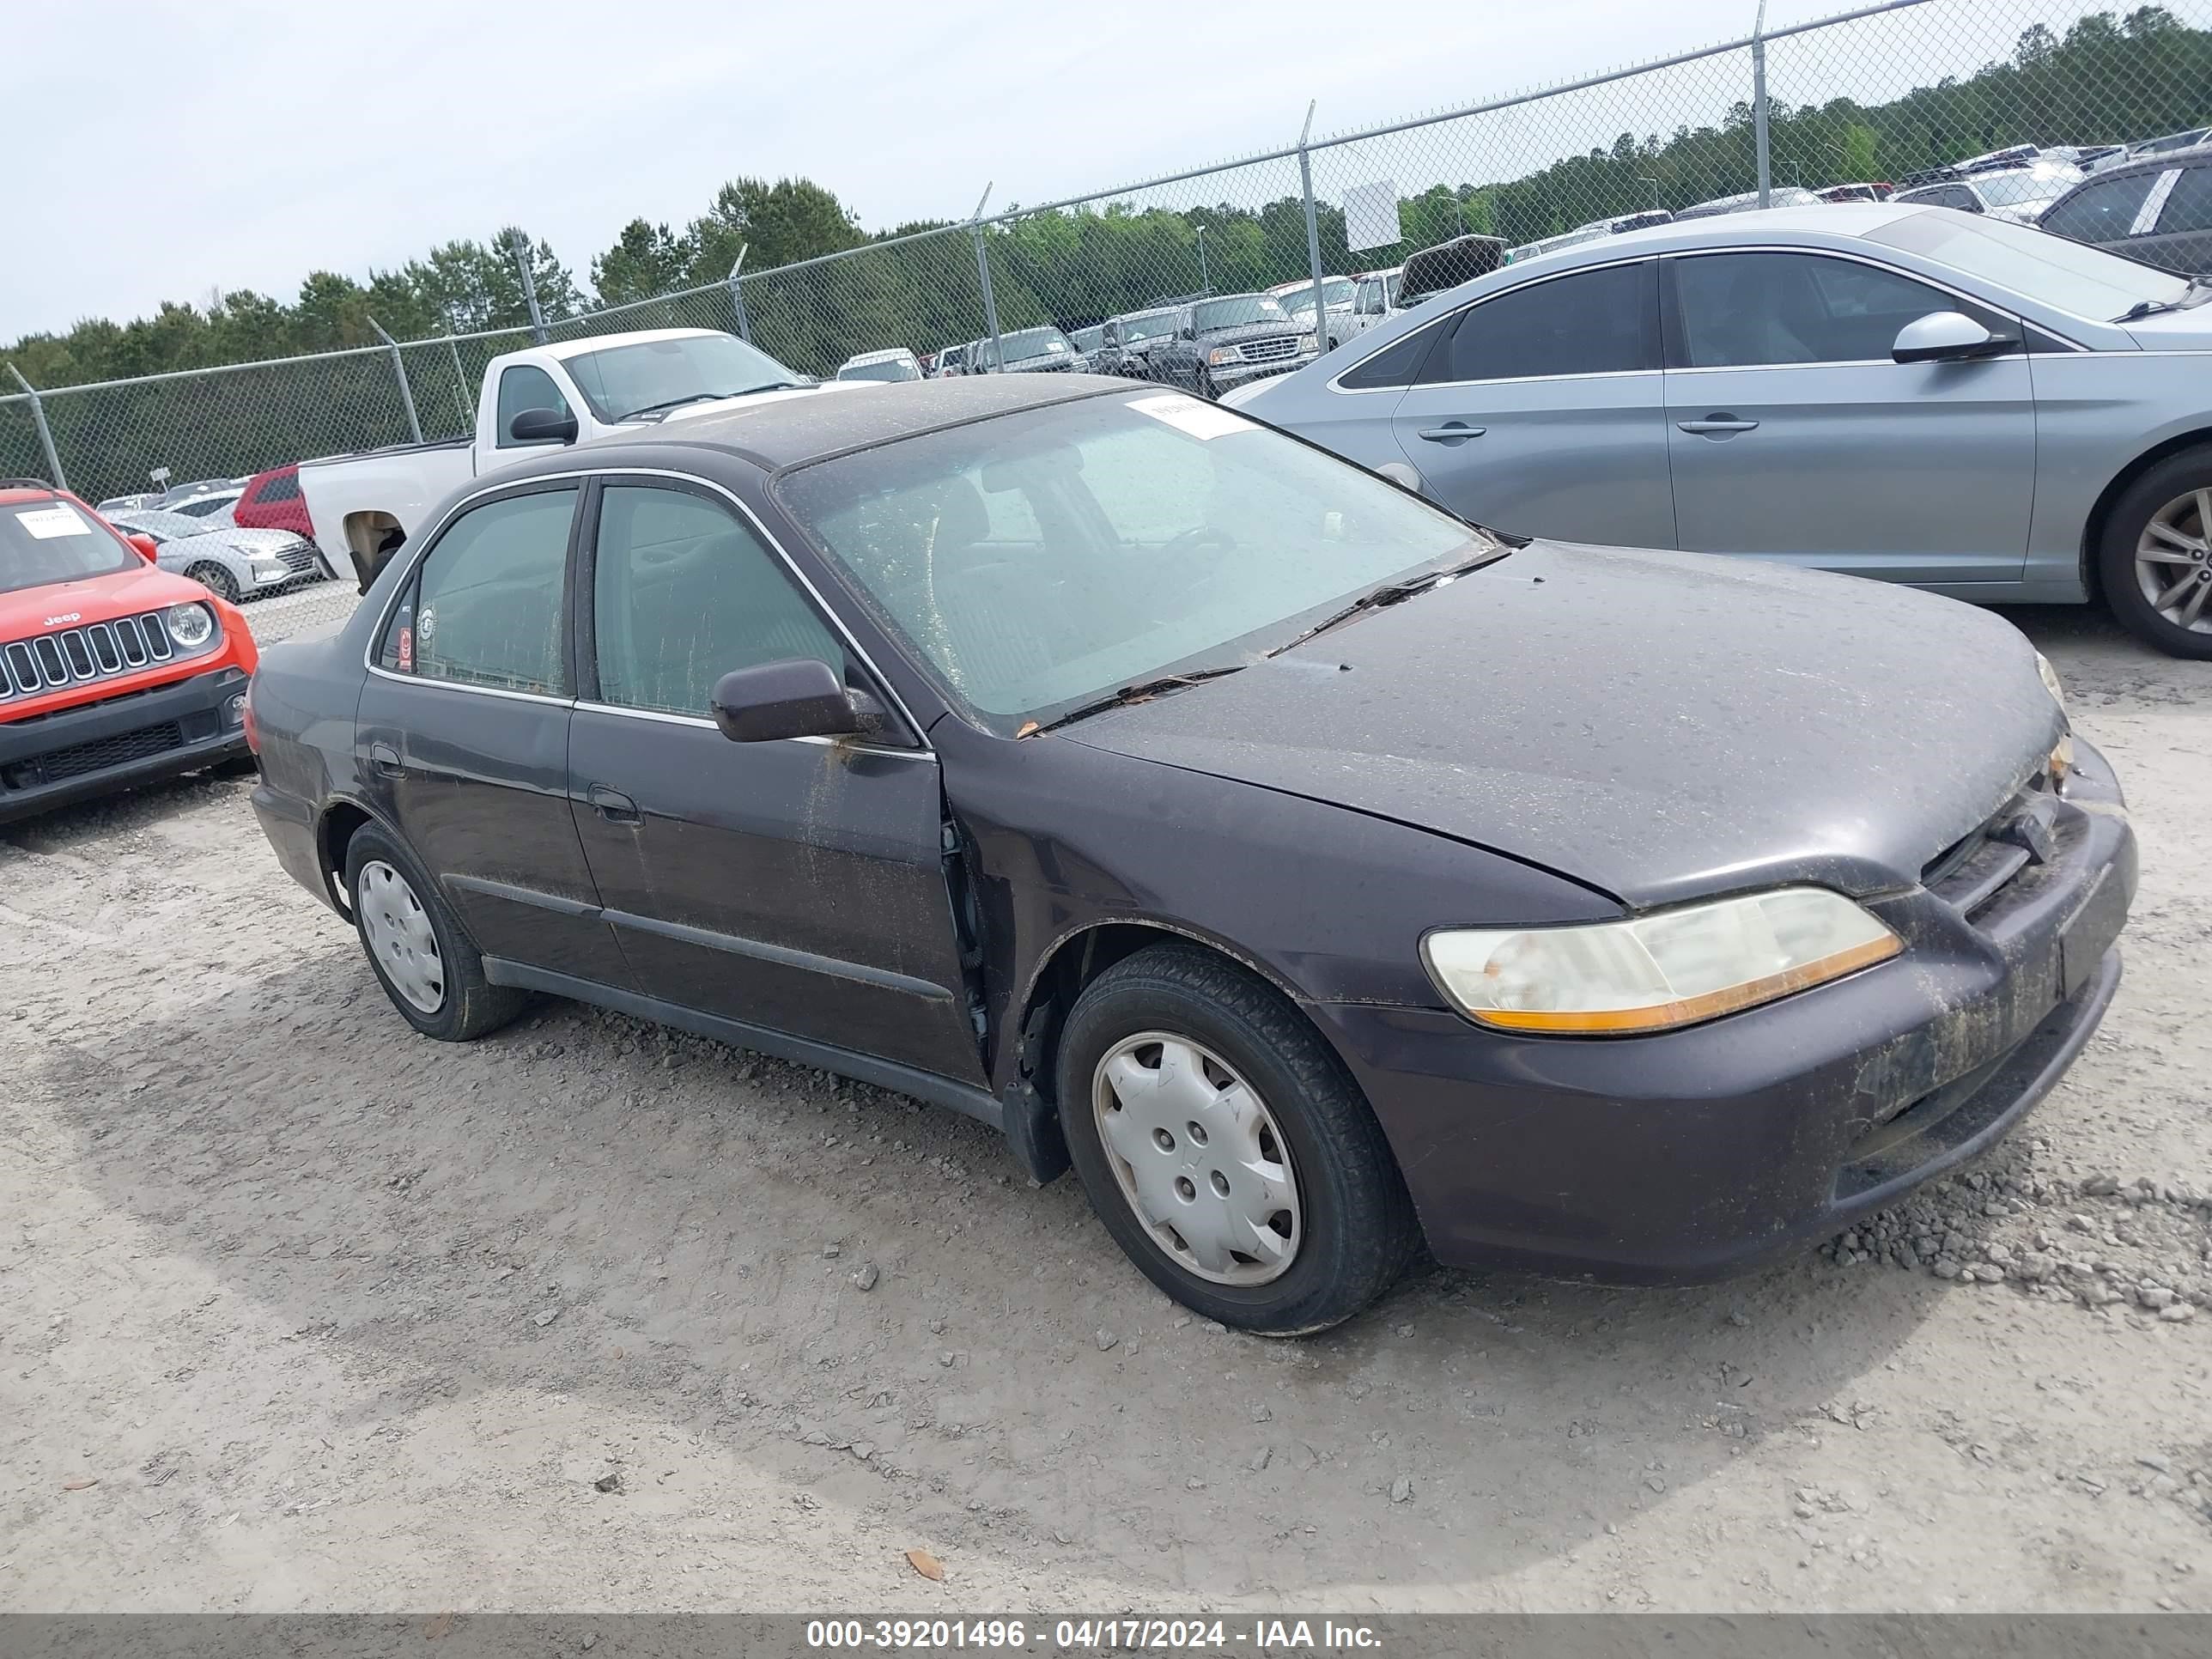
[{"xmin": 3, "ymin": 7, "xmax": 2203, "ymax": 493}]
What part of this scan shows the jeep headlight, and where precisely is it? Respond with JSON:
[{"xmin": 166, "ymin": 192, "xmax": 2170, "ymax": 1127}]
[
  {"xmin": 1421, "ymin": 888, "xmax": 1901, "ymax": 1036},
  {"xmin": 165, "ymin": 601, "xmax": 216, "ymax": 650}
]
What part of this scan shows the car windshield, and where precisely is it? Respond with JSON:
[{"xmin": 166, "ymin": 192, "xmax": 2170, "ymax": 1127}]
[
  {"xmin": 1073, "ymin": 326, "xmax": 1104, "ymax": 350},
  {"xmin": 109, "ymin": 509, "xmax": 207, "ymax": 542},
  {"xmin": 561, "ymin": 333, "xmax": 806, "ymax": 422},
  {"xmin": 1870, "ymin": 209, "xmax": 2185, "ymax": 318},
  {"xmin": 775, "ymin": 389, "xmax": 1492, "ymax": 733},
  {"xmin": 1194, "ymin": 295, "xmax": 1290, "ymax": 331},
  {"xmin": 1279, "ymin": 279, "xmax": 1358, "ymax": 314},
  {"xmin": 1974, "ymin": 167, "xmax": 2080, "ymax": 207},
  {"xmin": 838, "ymin": 357, "xmax": 921, "ymax": 382},
  {"xmin": 169, "ymin": 492, "xmax": 239, "ymax": 517},
  {"xmin": 1118, "ymin": 311, "xmax": 1180, "ymax": 343},
  {"xmin": 997, "ymin": 328, "xmax": 1071, "ymax": 362},
  {"xmin": 3, "ymin": 497, "xmax": 137, "ymax": 593}
]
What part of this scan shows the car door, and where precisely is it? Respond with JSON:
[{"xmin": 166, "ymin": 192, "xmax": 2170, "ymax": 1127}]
[
  {"xmin": 356, "ymin": 480, "xmax": 636, "ymax": 986},
  {"xmin": 2134, "ymin": 163, "xmax": 2212, "ymax": 276},
  {"xmin": 1662, "ymin": 249, "xmax": 2035, "ymax": 586},
  {"xmin": 1388, "ymin": 258, "xmax": 1675, "ymax": 547},
  {"xmin": 565, "ymin": 477, "xmax": 988, "ymax": 1087}
]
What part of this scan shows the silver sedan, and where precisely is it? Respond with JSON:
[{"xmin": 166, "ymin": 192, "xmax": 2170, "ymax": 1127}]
[
  {"xmin": 1225, "ymin": 203, "xmax": 2212, "ymax": 658},
  {"xmin": 108, "ymin": 508, "xmax": 332, "ymax": 603}
]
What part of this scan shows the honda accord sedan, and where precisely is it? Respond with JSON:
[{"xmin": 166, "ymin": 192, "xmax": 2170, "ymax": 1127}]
[
  {"xmin": 1225, "ymin": 202, "xmax": 2212, "ymax": 659},
  {"xmin": 246, "ymin": 376, "xmax": 2135, "ymax": 1334}
]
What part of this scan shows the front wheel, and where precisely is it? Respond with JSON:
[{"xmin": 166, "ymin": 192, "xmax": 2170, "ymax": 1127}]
[
  {"xmin": 186, "ymin": 562, "xmax": 240, "ymax": 604},
  {"xmin": 2098, "ymin": 447, "xmax": 2212, "ymax": 659},
  {"xmin": 1055, "ymin": 944, "xmax": 1419, "ymax": 1334}
]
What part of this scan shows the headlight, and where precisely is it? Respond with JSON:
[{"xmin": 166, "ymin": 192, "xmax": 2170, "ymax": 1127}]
[
  {"xmin": 1421, "ymin": 888, "xmax": 1901, "ymax": 1036},
  {"xmin": 165, "ymin": 601, "xmax": 216, "ymax": 649},
  {"xmin": 1299, "ymin": 332, "xmax": 1319, "ymax": 352},
  {"xmin": 2033, "ymin": 651, "xmax": 2067, "ymax": 718},
  {"xmin": 2033, "ymin": 653, "xmax": 2071, "ymax": 781},
  {"xmin": 1206, "ymin": 346, "xmax": 1240, "ymax": 366}
]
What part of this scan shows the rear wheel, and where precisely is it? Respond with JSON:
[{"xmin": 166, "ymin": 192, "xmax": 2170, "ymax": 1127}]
[
  {"xmin": 2099, "ymin": 447, "xmax": 2212, "ymax": 659},
  {"xmin": 1055, "ymin": 943, "xmax": 1419, "ymax": 1334},
  {"xmin": 186, "ymin": 562, "xmax": 240, "ymax": 603},
  {"xmin": 343, "ymin": 822, "xmax": 526, "ymax": 1041}
]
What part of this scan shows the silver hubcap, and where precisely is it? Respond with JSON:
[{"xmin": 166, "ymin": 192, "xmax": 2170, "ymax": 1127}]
[
  {"xmin": 358, "ymin": 860, "xmax": 445, "ymax": 1014},
  {"xmin": 1091, "ymin": 1031, "xmax": 1302, "ymax": 1285},
  {"xmin": 2136, "ymin": 488, "xmax": 2212, "ymax": 635}
]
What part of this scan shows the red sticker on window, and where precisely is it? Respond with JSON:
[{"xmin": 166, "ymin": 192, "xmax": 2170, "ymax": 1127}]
[{"xmin": 397, "ymin": 625, "xmax": 413, "ymax": 672}]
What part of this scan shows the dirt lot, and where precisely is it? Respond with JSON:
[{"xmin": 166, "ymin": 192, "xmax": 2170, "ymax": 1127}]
[{"xmin": 3, "ymin": 583, "xmax": 2208, "ymax": 1613}]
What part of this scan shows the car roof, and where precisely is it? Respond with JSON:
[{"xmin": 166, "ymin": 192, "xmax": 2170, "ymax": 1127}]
[
  {"xmin": 840, "ymin": 347, "xmax": 916, "ymax": 367},
  {"xmin": 0, "ymin": 480, "xmax": 66, "ymax": 507},
  {"xmin": 1497, "ymin": 201, "xmax": 1911, "ymax": 272},
  {"xmin": 541, "ymin": 326, "xmax": 721, "ymax": 363},
  {"xmin": 544, "ymin": 374, "xmax": 1132, "ymax": 474},
  {"xmin": 2071, "ymin": 139, "xmax": 2212, "ymax": 181}
]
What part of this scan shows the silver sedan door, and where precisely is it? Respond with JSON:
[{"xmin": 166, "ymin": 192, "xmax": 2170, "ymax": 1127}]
[
  {"xmin": 1662, "ymin": 249, "xmax": 2034, "ymax": 587},
  {"xmin": 1387, "ymin": 258, "xmax": 1675, "ymax": 547}
]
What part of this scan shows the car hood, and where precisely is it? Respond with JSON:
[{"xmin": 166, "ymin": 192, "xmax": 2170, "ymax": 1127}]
[
  {"xmin": 2123, "ymin": 307, "xmax": 2212, "ymax": 348},
  {"xmin": 653, "ymin": 382, "xmax": 857, "ymax": 427},
  {"xmin": 179, "ymin": 526, "xmax": 301, "ymax": 554},
  {"xmin": 0, "ymin": 562, "xmax": 214, "ymax": 640},
  {"xmin": 1199, "ymin": 321, "xmax": 1307, "ymax": 345},
  {"xmin": 1062, "ymin": 541, "xmax": 2062, "ymax": 908}
]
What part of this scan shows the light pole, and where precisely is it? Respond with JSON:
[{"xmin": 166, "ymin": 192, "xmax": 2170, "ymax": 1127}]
[
  {"xmin": 1196, "ymin": 223, "xmax": 1210, "ymax": 295},
  {"xmin": 1638, "ymin": 175, "xmax": 1663, "ymax": 213}
]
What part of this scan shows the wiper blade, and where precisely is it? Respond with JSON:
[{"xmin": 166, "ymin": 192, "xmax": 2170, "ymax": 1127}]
[
  {"xmin": 1020, "ymin": 664, "xmax": 1249, "ymax": 738},
  {"xmin": 616, "ymin": 392, "xmax": 730, "ymax": 420},
  {"xmin": 1268, "ymin": 545, "xmax": 1514, "ymax": 656},
  {"xmin": 2118, "ymin": 270, "xmax": 2212, "ymax": 321}
]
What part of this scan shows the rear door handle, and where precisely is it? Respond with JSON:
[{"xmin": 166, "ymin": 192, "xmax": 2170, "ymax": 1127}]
[
  {"xmin": 368, "ymin": 741, "xmax": 403, "ymax": 779},
  {"xmin": 1677, "ymin": 417, "xmax": 1759, "ymax": 434},
  {"xmin": 587, "ymin": 784, "xmax": 641, "ymax": 825},
  {"xmin": 1416, "ymin": 424, "xmax": 1486, "ymax": 443}
]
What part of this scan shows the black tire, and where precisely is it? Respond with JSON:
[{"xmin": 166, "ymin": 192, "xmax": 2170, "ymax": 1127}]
[
  {"xmin": 1055, "ymin": 943, "xmax": 1419, "ymax": 1334},
  {"xmin": 2096, "ymin": 446, "xmax": 2212, "ymax": 659},
  {"xmin": 186, "ymin": 562, "xmax": 240, "ymax": 604},
  {"xmin": 343, "ymin": 821, "xmax": 526, "ymax": 1042}
]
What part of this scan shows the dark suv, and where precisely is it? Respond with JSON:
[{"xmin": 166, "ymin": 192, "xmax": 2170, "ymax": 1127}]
[
  {"xmin": 1096, "ymin": 307, "xmax": 1183, "ymax": 379},
  {"xmin": 1145, "ymin": 295, "xmax": 1318, "ymax": 399},
  {"xmin": 2040, "ymin": 143, "xmax": 2212, "ymax": 274}
]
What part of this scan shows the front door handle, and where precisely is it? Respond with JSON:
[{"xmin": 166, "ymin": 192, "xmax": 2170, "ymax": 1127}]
[
  {"xmin": 586, "ymin": 784, "xmax": 641, "ymax": 825},
  {"xmin": 1416, "ymin": 423, "xmax": 1486, "ymax": 443},
  {"xmin": 368, "ymin": 741, "xmax": 403, "ymax": 778},
  {"xmin": 1677, "ymin": 416, "xmax": 1759, "ymax": 435}
]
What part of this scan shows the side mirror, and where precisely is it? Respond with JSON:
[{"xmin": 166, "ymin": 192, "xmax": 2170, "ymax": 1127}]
[
  {"xmin": 1893, "ymin": 311, "xmax": 2016, "ymax": 364},
  {"xmin": 710, "ymin": 658, "xmax": 860, "ymax": 744},
  {"xmin": 125, "ymin": 532, "xmax": 160, "ymax": 564},
  {"xmin": 508, "ymin": 406, "xmax": 579, "ymax": 445}
]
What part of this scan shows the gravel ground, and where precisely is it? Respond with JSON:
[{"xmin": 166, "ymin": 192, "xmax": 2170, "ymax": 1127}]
[{"xmin": 2, "ymin": 585, "xmax": 2207, "ymax": 1613}]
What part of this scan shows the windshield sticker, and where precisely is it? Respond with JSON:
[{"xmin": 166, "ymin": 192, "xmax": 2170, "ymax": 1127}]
[
  {"xmin": 1126, "ymin": 393, "xmax": 1257, "ymax": 441},
  {"xmin": 15, "ymin": 505, "xmax": 93, "ymax": 540}
]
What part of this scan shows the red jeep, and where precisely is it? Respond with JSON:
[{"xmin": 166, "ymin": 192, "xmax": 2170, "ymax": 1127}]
[{"xmin": 1, "ymin": 479, "xmax": 259, "ymax": 823}]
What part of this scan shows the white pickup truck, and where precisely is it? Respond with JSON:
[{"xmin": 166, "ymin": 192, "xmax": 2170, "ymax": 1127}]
[{"xmin": 301, "ymin": 327, "xmax": 843, "ymax": 589}]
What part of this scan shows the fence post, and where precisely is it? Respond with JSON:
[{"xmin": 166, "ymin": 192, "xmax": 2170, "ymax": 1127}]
[
  {"xmin": 969, "ymin": 184, "xmax": 1005, "ymax": 373},
  {"xmin": 511, "ymin": 231, "xmax": 549, "ymax": 345},
  {"xmin": 5, "ymin": 364, "xmax": 68, "ymax": 492},
  {"xmin": 368, "ymin": 319, "xmax": 424, "ymax": 445},
  {"xmin": 1752, "ymin": 0, "xmax": 1772, "ymax": 207},
  {"xmin": 445, "ymin": 330, "xmax": 469, "ymax": 428},
  {"xmin": 1297, "ymin": 101, "xmax": 1328, "ymax": 355},
  {"xmin": 726, "ymin": 245, "xmax": 752, "ymax": 343}
]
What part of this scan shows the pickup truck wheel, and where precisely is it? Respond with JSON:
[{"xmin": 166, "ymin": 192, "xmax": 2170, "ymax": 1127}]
[
  {"xmin": 2100, "ymin": 447, "xmax": 2212, "ymax": 659},
  {"xmin": 1055, "ymin": 943, "xmax": 1419, "ymax": 1334},
  {"xmin": 186, "ymin": 562, "xmax": 240, "ymax": 604},
  {"xmin": 344, "ymin": 823, "xmax": 526, "ymax": 1042}
]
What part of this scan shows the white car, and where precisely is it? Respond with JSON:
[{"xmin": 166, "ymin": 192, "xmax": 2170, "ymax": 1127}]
[
  {"xmin": 835, "ymin": 348, "xmax": 923, "ymax": 383},
  {"xmin": 1893, "ymin": 161, "xmax": 2085, "ymax": 226},
  {"xmin": 1267, "ymin": 276, "xmax": 1358, "ymax": 349},
  {"xmin": 299, "ymin": 328, "xmax": 842, "ymax": 589},
  {"xmin": 107, "ymin": 507, "xmax": 331, "ymax": 603}
]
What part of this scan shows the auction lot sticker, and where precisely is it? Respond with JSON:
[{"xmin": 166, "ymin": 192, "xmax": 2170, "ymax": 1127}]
[
  {"xmin": 1126, "ymin": 392, "xmax": 1257, "ymax": 442},
  {"xmin": 13, "ymin": 504, "xmax": 93, "ymax": 538}
]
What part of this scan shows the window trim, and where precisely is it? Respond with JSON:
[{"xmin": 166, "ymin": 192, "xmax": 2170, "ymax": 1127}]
[
  {"xmin": 364, "ymin": 466, "xmax": 933, "ymax": 753},
  {"xmin": 1657, "ymin": 244, "xmax": 2045, "ymax": 370},
  {"xmin": 1324, "ymin": 254, "xmax": 1660, "ymax": 395}
]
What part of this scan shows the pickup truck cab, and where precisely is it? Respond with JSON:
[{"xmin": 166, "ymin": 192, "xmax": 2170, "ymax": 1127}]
[{"xmin": 301, "ymin": 328, "xmax": 837, "ymax": 589}]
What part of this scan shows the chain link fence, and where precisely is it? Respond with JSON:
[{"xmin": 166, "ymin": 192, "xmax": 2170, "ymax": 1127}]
[{"xmin": 8, "ymin": 0, "xmax": 2211, "ymax": 506}]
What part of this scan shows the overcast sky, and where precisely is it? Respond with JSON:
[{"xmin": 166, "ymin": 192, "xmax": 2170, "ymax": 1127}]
[{"xmin": 9, "ymin": 0, "xmax": 2005, "ymax": 339}]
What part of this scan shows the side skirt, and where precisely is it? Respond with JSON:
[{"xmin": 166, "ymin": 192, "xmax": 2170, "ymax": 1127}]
[{"xmin": 481, "ymin": 957, "xmax": 1006, "ymax": 1132}]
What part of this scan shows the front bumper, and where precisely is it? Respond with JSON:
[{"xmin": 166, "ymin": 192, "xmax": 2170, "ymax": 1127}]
[
  {"xmin": 0, "ymin": 665, "xmax": 251, "ymax": 823},
  {"xmin": 1316, "ymin": 738, "xmax": 2136, "ymax": 1282}
]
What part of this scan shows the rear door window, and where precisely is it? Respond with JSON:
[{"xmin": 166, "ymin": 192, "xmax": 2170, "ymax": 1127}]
[
  {"xmin": 2154, "ymin": 165, "xmax": 2212, "ymax": 235},
  {"xmin": 1431, "ymin": 262, "xmax": 1656, "ymax": 383}
]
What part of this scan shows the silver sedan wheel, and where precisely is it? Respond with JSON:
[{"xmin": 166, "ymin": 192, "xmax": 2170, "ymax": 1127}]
[
  {"xmin": 358, "ymin": 860, "xmax": 445, "ymax": 1014},
  {"xmin": 2136, "ymin": 488, "xmax": 2212, "ymax": 634},
  {"xmin": 1091, "ymin": 1030, "xmax": 1303, "ymax": 1285}
]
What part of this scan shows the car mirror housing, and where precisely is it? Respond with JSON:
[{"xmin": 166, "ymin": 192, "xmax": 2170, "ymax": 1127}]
[
  {"xmin": 710, "ymin": 659, "xmax": 862, "ymax": 744},
  {"xmin": 125, "ymin": 532, "xmax": 160, "ymax": 563},
  {"xmin": 508, "ymin": 407, "xmax": 580, "ymax": 445},
  {"xmin": 1893, "ymin": 311, "xmax": 2015, "ymax": 364}
]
